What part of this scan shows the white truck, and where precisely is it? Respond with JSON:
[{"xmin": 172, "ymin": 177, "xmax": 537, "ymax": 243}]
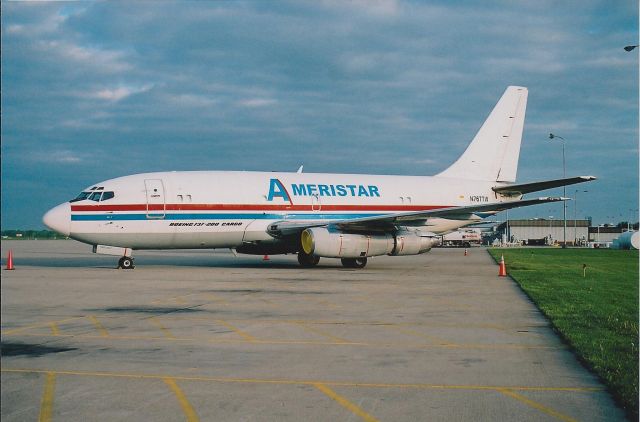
[{"xmin": 440, "ymin": 229, "xmax": 482, "ymax": 248}]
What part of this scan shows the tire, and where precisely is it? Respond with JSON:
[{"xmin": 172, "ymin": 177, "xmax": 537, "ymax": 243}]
[
  {"xmin": 297, "ymin": 251, "xmax": 320, "ymax": 268},
  {"xmin": 341, "ymin": 257, "xmax": 367, "ymax": 268},
  {"xmin": 119, "ymin": 256, "xmax": 135, "ymax": 269}
]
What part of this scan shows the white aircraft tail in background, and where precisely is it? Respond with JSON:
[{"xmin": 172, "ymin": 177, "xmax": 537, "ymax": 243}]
[
  {"xmin": 44, "ymin": 86, "xmax": 595, "ymax": 269},
  {"xmin": 436, "ymin": 86, "xmax": 527, "ymax": 182}
]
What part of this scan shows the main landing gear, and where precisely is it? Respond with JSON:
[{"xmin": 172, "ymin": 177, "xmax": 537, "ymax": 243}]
[
  {"xmin": 296, "ymin": 251, "xmax": 368, "ymax": 269},
  {"xmin": 297, "ymin": 250, "xmax": 320, "ymax": 268},
  {"xmin": 118, "ymin": 256, "xmax": 135, "ymax": 270},
  {"xmin": 341, "ymin": 257, "xmax": 367, "ymax": 269}
]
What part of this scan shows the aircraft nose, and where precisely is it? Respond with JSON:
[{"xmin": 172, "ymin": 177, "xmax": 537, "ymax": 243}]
[{"xmin": 43, "ymin": 203, "xmax": 71, "ymax": 236}]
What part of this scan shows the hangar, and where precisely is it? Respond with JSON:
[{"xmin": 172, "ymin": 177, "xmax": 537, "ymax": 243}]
[
  {"xmin": 497, "ymin": 219, "xmax": 590, "ymax": 246},
  {"xmin": 497, "ymin": 219, "xmax": 633, "ymax": 247}
]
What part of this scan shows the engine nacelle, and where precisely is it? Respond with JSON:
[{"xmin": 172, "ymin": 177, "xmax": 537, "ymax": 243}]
[
  {"xmin": 390, "ymin": 230, "xmax": 434, "ymax": 255},
  {"xmin": 301, "ymin": 227, "xmax": 394, "ymax": 258}
]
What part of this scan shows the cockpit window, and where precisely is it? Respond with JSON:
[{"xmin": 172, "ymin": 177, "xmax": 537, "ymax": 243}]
[
  {"xmin": 88, "ymin": 192, "xmax": 102, "ymax": 202},
  {"xmin": 70, "ymin": 190, "xmax": 115, "ymax": 202},
  {"xmin": 70, "ymin": 192, "xmax": 91, "ymax": 202}
]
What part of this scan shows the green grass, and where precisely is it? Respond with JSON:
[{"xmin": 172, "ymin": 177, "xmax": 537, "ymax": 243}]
[{"xmin": 488, "ymin": 248, "xmax": 639, "ymax": 420}]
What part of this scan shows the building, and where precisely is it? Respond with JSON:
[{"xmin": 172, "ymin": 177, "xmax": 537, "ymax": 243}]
[
  {"xmin": 588, "ymin": 226, "xmax": 626, "ymax": 243},
  {"xmin": 496, "ymin": 219, "xmax": 590, "ymax": 246}
]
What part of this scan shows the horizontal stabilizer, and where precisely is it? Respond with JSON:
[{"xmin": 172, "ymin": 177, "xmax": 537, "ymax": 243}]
[{"xmin": 492, "ymin": 176, "xmax": 596, "ymax": 195}]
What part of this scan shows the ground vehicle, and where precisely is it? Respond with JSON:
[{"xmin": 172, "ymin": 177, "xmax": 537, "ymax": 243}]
[{"xmin": 440, "ymin": 229, "xmax": 482, "ymax": 248}]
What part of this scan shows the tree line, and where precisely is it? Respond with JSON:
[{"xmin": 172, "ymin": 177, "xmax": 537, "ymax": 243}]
[{"xmin": 1, "ymin": 230, "xmax": 67, "ymax": 239}]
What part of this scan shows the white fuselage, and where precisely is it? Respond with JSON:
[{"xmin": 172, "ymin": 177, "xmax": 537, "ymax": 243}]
[{"xmin": 47, "ymin": 170, "xmax": 509, "ymax": 250}]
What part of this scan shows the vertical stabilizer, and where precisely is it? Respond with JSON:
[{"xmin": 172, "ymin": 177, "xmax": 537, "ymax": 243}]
[{"xmin": 436, "ymin": 86, "xmax": 528, "ymax": 182}]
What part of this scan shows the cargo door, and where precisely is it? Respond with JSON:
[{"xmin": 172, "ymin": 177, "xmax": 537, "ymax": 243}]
[{"xmin": 145, "ymin": 179, "xmax": 166, "ymax": 219}]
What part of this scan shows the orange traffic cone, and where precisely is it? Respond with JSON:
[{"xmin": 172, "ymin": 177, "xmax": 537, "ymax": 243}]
[
  {"xmin": 498, "ymin": 254, "xmax": 506, "ymax": 277},
  {"xmin": 464, "ymin": 248, "xmax": 468, "ymax": 256},
  {"xmin": 262, "ymin": 254, "xmax": 270, "ymax": 261},
  {"xmin": 5, "ymin": 250, "xmax": 15, "ymax": 270}
]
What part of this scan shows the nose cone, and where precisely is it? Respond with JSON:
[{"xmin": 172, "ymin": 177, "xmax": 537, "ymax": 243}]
[{"xmin": 43, "ymin": 203, "xmax": 71, "ymax": 236}]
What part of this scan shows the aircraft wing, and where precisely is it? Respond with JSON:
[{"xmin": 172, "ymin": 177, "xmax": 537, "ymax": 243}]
[
  {"xmin": 492, "ymin": 176, "xmax": 596, "ymax": 195},
  {"xmin": 267, "ymin": 197, "xmax": 566, "ymax": 236}
]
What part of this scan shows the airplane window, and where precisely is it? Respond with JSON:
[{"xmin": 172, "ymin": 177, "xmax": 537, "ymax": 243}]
[
  {"xmin": 101, "ymin": 192, "xmax": 115, "ymax": 201},
  {"xmin": 70, "ymin": 192, "xmax": 91, "ymax": 202},
  {"xmin": 88, "ymin": 192, "xmax": 102, "ymax": 202}
]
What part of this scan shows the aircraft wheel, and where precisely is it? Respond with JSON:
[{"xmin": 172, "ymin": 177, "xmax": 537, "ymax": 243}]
[
  {"xmin": 297, "ymin": 251, "xmax": 320, "ymax": 268},
  {"xmin": 118, "ymin": 256, "xmax": 135, "ymax": 269},
  {"xmin": 341, "ymin": 257, "xmax": 367, "ymax": 268}
]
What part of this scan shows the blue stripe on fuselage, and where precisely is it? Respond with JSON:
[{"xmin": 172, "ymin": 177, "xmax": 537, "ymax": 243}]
[{"xmin": 71, "ymin": 213, "xmax": 385, "ymax": 221}]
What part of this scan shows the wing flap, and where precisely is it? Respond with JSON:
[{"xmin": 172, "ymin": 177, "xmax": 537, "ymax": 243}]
[{"xmin": 267, "ymin": 197, "xmax": 567, "ymax": 236}]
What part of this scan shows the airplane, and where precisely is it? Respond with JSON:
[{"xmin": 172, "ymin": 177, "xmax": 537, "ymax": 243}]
[{"xmin": 43, "ymin": 86, "xmax": 595, "ymax": 269}]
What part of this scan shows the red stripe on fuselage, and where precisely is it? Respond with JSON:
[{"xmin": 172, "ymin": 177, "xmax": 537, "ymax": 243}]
[{"xmin": 70, "ymin": 204, "xmax": 451, "ymax": 212}]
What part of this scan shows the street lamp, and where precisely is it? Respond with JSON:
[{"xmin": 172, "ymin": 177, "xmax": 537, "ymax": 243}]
[
  {"xmin": 574, "ymin": 190, "xmax": 587, "ymax": 246},
  {"xmin": 597, "ymin": 224, "xmax": 603, "ymax": 242},
  {"xmin": 548, "ymin": 216, "xmax": 554, "ymax": 245},
  {"xmin": 549, "ymin": 133, "xmax": 567, "ymax": 248}
]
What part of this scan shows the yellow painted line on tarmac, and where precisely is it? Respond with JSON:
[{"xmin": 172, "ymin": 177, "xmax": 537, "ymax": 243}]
[
  {"xmin": 126, "ymin": 314, "xmax": 542, "ymax": 331},
  {"xmin": 1, "ymin": 368, "xmax": 604, "ymax": 394},
  {"xmin": 3, "ymin": 331, "xmax": 557, "ymax": 350},
  {"xmin": 49, "ymin": 323, "xmax": 61, "ymax": 336},
  {"xmin": 88, "ymin": 316, "xmax": 109, "ymax": 337},
  {"xmin": 259, "ymin": 298, "xmax": 282, "ymax": 308},
  {"xmin": 314, "ymin": 383, "xmax": 379, "ymax": 422},
  {"xmin": 150, "ymin": 293, "xmax": 197, "ymax": 305},
  {"xmin": 38, "ymin": 372, "xmax": 56, "ymax": 422},
  {"xmin": 204, "ymin": 293, "xmax": 229, "ymax": 305},
  {"xmin": 291, "ymin": 322, "xmax": 349, "ymax": 343},
  {"xmin": 300, "ymin": 296, "xmax": 340, "ymax": 310},
  {"xmin": 164, "ymin": 377, "xmax": 200, "ymax": 422},
  {"xmin": 216, "ymin": 319, "xmax": 257, "ymax": 342},
  {"xmin": 497, "ymin": 388, "xmax": 578, "ymax": 422},
  {"xmin": 149, "ymin": 318, "xmax": 176, "ymax": 339},
  {"xmin": 1, "ymin": 316, "xmax": 85, "ymax": 335},
  {"xmin": 385, "ymin": 325, "xmax": 455, "ymax": 346}
]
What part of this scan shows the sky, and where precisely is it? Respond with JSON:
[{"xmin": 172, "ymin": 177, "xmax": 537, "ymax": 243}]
[{"xmin": 1, "ymin": 0, "xmax": 638, "ymax": 228}]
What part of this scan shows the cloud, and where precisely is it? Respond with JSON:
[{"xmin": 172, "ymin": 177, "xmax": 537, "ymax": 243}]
[
  {"xmin": 237, "ymin": 98, "xmax": 277, "ymax": 108},
  {"xmin": 92, "ymin": 85, "xmax": 153, "ymax": 102},
  {"xmin": 0, "ymin": 1, "xmax": 637, "ymax": 227},
  {"xmin": 30, "ymin": 150, "xmax": 84, "ymax": 164},
  {"xmin": 39, "ymin": 40, "xmax": 132, "ymax": 73}
]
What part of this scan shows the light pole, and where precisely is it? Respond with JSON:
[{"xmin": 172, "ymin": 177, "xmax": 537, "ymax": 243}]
[
  {"xmin": 548, "ymin": 216, "xmax": 554, "ymax": 245},
  {"xmin": 549, "ymin": 133, "xmax": 567, "ymax": 248},
  {"xmin": 574, "ymin": 189, "xmax": 587, "ymax": 246}
]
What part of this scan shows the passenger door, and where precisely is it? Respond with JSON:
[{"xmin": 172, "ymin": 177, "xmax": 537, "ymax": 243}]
[{"xmin": 145, "ymin": 179, "xmax": 166, "ymax": 219}]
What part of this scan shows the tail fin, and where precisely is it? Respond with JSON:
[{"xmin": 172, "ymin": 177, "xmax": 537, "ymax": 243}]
[{"xmin": 436, "ymin": 86, "xmax": 528, "ymax": 182}]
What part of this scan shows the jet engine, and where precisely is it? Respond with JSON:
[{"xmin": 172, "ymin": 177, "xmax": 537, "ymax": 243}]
[
  {"xmin": 300, "ymin": 227, "xmax": 433, "ymax": 258},
  {"xmin": 389, "ymin": 230, "xmax": 434, "ymax": 255}
]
